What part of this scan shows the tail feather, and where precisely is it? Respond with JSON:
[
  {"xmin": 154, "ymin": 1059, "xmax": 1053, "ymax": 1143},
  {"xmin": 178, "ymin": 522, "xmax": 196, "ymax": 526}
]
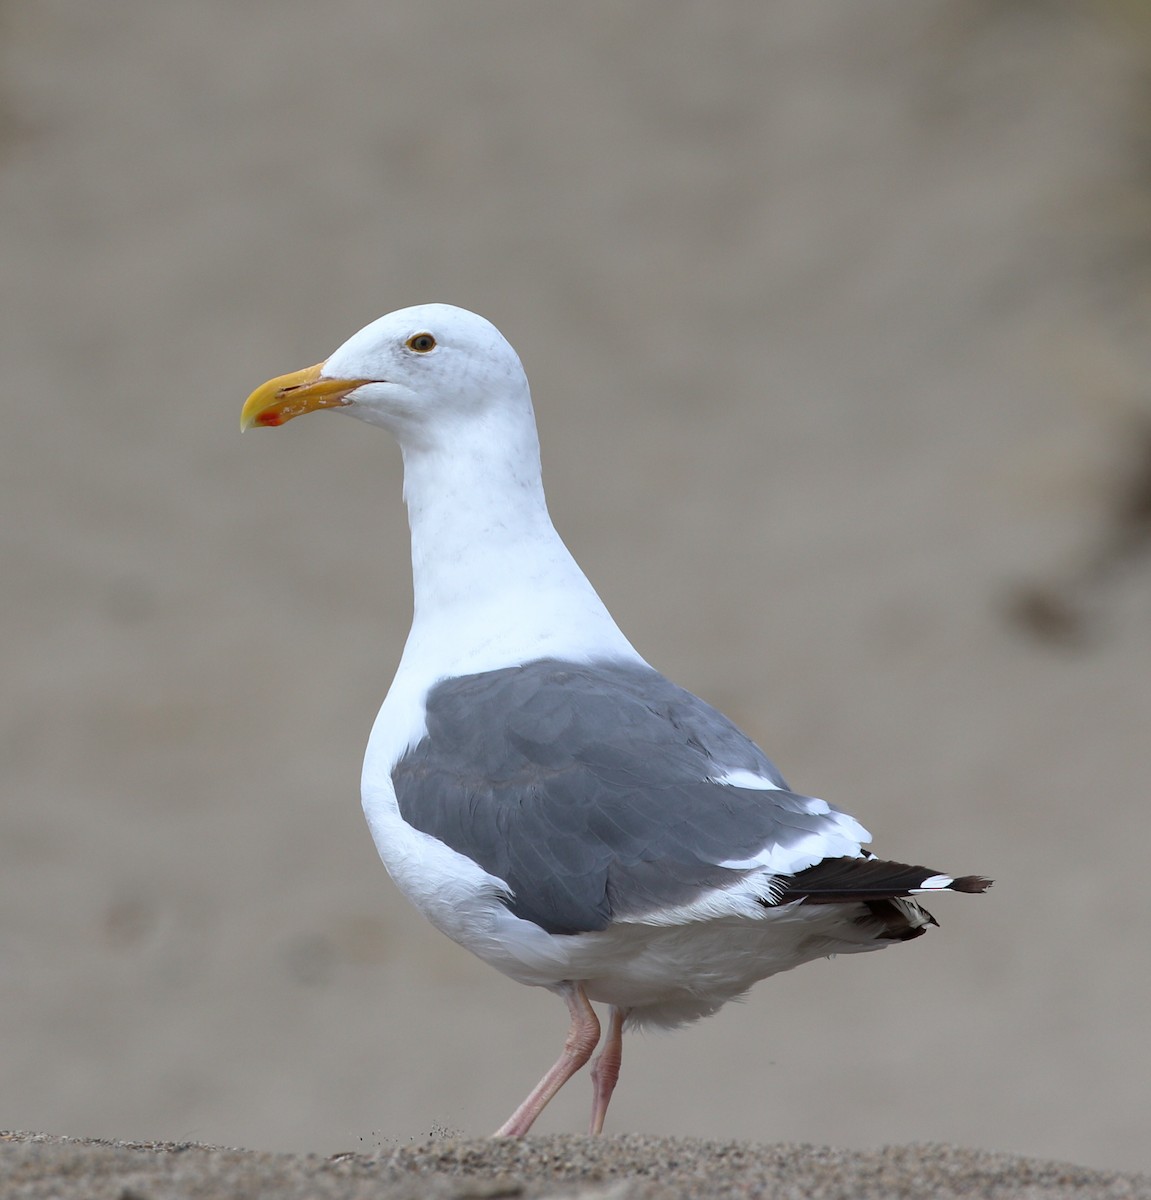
[{"xmin": 860, "ymin": 897, "xmax": 937, "ymax": 941}]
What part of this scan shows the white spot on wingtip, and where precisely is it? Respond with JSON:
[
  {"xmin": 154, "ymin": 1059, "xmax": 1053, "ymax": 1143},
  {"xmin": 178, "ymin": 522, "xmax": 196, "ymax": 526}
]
[{"xmin": 914, "ymin": 874, "xmax": 954, "ymax": 891}]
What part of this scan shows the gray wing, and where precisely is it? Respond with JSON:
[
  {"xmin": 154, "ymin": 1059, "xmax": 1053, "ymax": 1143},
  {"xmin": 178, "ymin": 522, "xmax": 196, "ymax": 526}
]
[{"xmin": 391, "ymin": 657, "xmax": 856, "ymax": 935}]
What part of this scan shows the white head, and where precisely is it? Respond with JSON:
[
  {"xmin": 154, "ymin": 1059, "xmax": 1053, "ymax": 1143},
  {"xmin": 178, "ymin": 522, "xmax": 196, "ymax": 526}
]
[
  {"xmin": 243, "ymin": 301, "xmax": 642, "ymax": 676},
  {"xmin": 241, "ymin": 303, "xmax": 533, "ymax": 448}
]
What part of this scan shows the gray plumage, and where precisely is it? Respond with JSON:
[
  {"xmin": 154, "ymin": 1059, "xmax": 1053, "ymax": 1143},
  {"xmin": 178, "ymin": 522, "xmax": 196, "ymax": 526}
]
[{"xmin": 392, "ymin": 658, "xmax": 858, "ymax": 935}]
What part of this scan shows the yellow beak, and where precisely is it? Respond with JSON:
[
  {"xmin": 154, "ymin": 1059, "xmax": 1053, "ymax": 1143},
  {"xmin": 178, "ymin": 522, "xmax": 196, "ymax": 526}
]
[{"xmin": 240, "ymin": 362, "xmax": 371, "ymax": 430}]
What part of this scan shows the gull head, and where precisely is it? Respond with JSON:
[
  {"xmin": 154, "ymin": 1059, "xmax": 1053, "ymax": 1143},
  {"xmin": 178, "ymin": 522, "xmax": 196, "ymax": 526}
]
[{"xmin": 241, "ymin": 304, "xmax": 530, "ymax": 443}]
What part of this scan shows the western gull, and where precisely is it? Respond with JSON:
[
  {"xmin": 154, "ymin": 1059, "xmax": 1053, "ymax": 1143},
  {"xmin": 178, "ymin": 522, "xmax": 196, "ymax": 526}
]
[{"xmin": 241, "ymin": 303, "xmax": 990, "ymax": 1137}]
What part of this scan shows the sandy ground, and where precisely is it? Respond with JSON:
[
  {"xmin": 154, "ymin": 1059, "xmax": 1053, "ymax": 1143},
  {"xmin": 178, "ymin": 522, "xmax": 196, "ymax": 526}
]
[
  {"xmin": 3, "ymin": 0, "xmax": 1151, "ymax": 1184},
  {"xmin": 4, "ymin": 1133, "xmax": 1151, "ymax": 1200}
]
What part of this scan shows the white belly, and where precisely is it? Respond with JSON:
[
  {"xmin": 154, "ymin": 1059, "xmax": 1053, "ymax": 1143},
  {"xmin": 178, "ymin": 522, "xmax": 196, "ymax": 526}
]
[{"xmin": 364, "ymin": 780, "xmax": 889, "ymax": 1030}]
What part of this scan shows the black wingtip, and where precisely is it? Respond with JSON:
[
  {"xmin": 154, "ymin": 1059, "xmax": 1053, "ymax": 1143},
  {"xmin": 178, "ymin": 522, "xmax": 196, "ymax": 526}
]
[
  {"xmin": 775, "ymin": 859, "xmax": 994, "ymax": 903},
  {"xmin": 949, "ymin": 875, "xmax": 993, "ymax": 894}
]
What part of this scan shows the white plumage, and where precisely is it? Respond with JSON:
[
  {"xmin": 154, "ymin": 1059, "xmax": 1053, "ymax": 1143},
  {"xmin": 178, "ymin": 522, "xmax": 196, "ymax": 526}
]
[{"xmin": 242, "ymin": 303, "xmax": 989, "ymax": 1136}]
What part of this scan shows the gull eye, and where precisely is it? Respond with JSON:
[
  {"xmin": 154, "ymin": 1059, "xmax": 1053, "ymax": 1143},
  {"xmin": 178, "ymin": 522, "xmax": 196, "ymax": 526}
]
[{"xmin": 406, "ymin": 332, "xmax": 437, "ymax": 353}]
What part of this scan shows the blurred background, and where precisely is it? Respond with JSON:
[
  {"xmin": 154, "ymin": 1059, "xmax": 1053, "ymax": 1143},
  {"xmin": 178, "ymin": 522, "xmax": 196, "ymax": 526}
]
[{"xmin": 2, "ymin": 0, "xmax": 1150, "ymax": 1173}]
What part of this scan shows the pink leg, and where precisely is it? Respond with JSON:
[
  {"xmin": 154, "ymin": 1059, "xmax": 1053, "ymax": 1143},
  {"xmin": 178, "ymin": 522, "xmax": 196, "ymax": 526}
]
[
  {"xmin": 493, "ymin": 981, "xmax": 601, "ymax": 1137},
  {"xmin": 588, "ymin": 1005, "xmax": 628, "ymax": 1135}
]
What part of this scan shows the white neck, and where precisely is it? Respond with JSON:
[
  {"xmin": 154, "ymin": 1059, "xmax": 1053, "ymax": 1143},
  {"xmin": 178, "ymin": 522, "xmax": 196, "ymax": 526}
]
[{"xmin": 393, "ymin": 408, "xmax": 641, "ymax": 684}]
